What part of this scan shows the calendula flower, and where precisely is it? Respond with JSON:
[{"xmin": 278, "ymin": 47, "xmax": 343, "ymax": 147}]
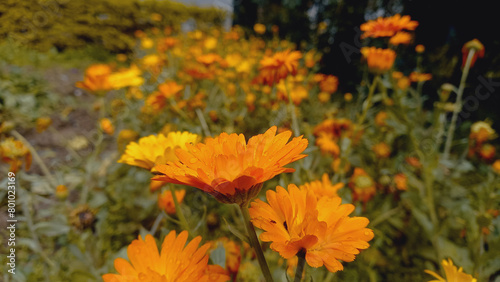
[
  {"xmin": 75, "ymin": 64, "xmax": 113, "ymax": 93},
  {"xmin": 470, "ymin": 121, "xmax": 496, "ymax": 144},
  {"xmin": 256, "ymin": 50, "xmax": 302, "ymax": 86},
  {"xmin": 103, "ymin": 231, "xmax": 229, "ymax": 282},
  {"xmin": 375, "ymin": 111, "xmax": 388, "ymax": 127},
  {"xmin": 424, "ymin": 258, "xmax": 477, "ymax": 282},
  {"xmin": 118, "ymin": 131, "xmax": 200, "ymax": 172},
  {"xmin": 36, "ymin": 117, "xmax": 52, "ymax": 133},
  {"xmin": 478, "ymin": 144, "xmax": 496, "ymax": 161},
  {"xmin": 361, "ymin": 47, "xmax": 396, "ymax": 73},
  {"xmin": 299, "ymin": 173, "xmax": 343, "ymax": 199},
  {"xmin": 55, "ymin": 184, "xmax": 68, "ymax": 199},
  {"xmin": 141, "ymin": 37, "xmax": 154, "ymax": 49},
  {"xmin": 349, "ymin": 168, "xmax": 376, "ymax": 203},
  {"xmin": 318, "ymin": 75, "xmax": 339, "ymax": 94},
  {"xmin": 409, "ymin": 72, "xmax": 432, "ymax": 82},
  {"xmin": 389, "ymin": 31, "xmax": 412, "ymax": 45},
  {"xmin": 316, "ymin": 134, "xmax": 340, "ymax": 157},
  {"xmin": 100, "ymin": 118, "xmax": 115, "ymax": 135},
  {"xmin": 153, "ymin": 126, "xmax": 308, "ymax": 206},
  {"xmin": 249, "ymin": 184, "xmax": 373, "ymax": 272},
  {"xmin": 197, "ymin": 53, "xmax": 223, "ymax": 66},
  {"xmin": 493, "ymin": 160, "xmax": 500, "ymax": 174},
  {"xmin": 0, "ymin": 137, "xmax": 32, "ymax": 173},
  {"xmin": 253, "ymin": 23, "xmax": 266, "ymax": 34},
  {"xmin": 372, "ymin": 142, "xmax": 391, "ymax": 158},
  {"xmin": 210, "ymin": 238, "xmax": 242, "ymax": 280},
  {"xmin": 158, "ymin": 189, "xmax": 186, "ymax": 214},
  {"xmin": 360, "ymin": 14, "xmax": 418, "ymax": 39},
  {"xmin": 462, "ymin": 39, "xmax": 485, "ymax": 68},
  {"xmin": 393, "ymin": 173, "xmax": 408, "ymax": 191},
  {"xmin": 108, "ymin": 65, "xmax": 145, "ymax": 89},
  {"xmin": 313, "ymin": 118, "xmax": 353, "ymax": 141},
  {"xmin": 415, "ymin": 44, "xmax": 425, "ymax": 53}
]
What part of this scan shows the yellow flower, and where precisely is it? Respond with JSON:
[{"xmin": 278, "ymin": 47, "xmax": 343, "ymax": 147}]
[
  {"xmin": 372, "ymin": 142, "xmax": 391, "ymax": 158},
  {"xmin": 204, "ymin": 37, "xmax": 218, "ymax": 50},
  {"xmin": 424, "ymin": 258, "xmax": 477, "ymax": 282},
  {"xmin": 118, "ymin": 131, "xmax": 200, "ymax": 171},
  {"xmin": 470, "ymin": 121, "xmax": 496, "ymax": 144},
  {"xmin": 108, "ymin": 65, "xmax": 145, "ymax": 89},
  {"xmin": 36, "ymin": 117, "xmax": 52, "ymax": 133},
  {"xmin": 153, "ymin": 126, "xmax": 308, "ymax": 206},
  {"xmin": 415, "ymin": 44, "xmax": 425, "ymax": 53},
  {"xmin": 0, "ymin": 137, "xmax": 32, "ymax": 173},
  {"xmin": 375, "ymin": 111, "xmax": 388, "ymax": 127},
  {"xmin": 299, "ymin": 173, "xmax": 343, "ymax": 199},
  {"xmin": 493, "ymin": 160, "xmax": 500, "ymax": 174},
  {"xmin": 249, "ymin": 184, "xmax": 373, "ymax": 272},
  {"xmin": 102, "ymin": 231, "xmax": 229, "ymax": 282},
  {"xmin": 158, "ymin": 189, "xmax": 186, "ymax": 215},
  {"xmin": 141, "ymin": 37, "xmax": 154, "ymax": 49},
  {"xmin": 253, "ymin": 23, "xmax": 266, "ymax": 34}
]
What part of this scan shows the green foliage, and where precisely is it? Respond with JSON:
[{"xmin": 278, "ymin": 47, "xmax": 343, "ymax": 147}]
[{"xmin": 0, "ymin": 0, "xmax": 225, "ymax": 52}]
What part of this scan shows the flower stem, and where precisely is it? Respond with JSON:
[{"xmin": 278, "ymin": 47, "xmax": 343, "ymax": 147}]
[
  {"xmin": 11, "ymin": 130, "xmax": 58, "ymax": 188},
  {"xmin": 294, "ymin": 250, "xmax": 306, "ymax": 282},
  {"xmin": 443, "ymin": 48, "xmax": 475, "ymax": 160},
  {"xmin": 170, "ymin": 184, "xmax": 191, "ymax": 234},
  {"xmin": 239, "ymin": 205, "xmax": 274, "ymax": 282}
]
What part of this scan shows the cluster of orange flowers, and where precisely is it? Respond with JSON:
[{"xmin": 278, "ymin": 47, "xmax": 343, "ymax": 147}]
[{"xmin": 468, "ymin": 121, "xmax": 497, "ymax": 162}]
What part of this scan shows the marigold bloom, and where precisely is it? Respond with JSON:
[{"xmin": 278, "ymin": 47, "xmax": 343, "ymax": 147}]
[
  {"xmin": 158, "ymin": 189, "xmax": 186, "ymax": 214},
  {"xmin": 153, "ymin": 126, "xmax": 308, "ymax": 206},
  {"xmin": 100, "ymin": 118, "xmax": 115, "ymax": 135},
  {"xmin": 478, "ymin": 144, "xmax": 496, "ymax": 161},
  {"xmin": 389, "ymin": 31, "xmax": 412, "ymax": 45},
  {"xmin": 249, "ymin": 184, "xmax": 373, "ymax": 272},
  {"xmin": 299, "ymin": 173, "xmax": 343, "ymax": 199},
  {"xmin": 313, "ymin": 118, "xmax": 353, "ymax": 141},
  {"xmin": 253, "ymin": 23, "xmax": 266, "ymax": 34},
  {"xmin": 316, "ymin": 134, "xmax": 340, "ymax": 157},
  {"xmin": 372, "ymin": 142, "xmax": 391, "ymax": 158},
  {"xmin": 470, "ymin": 121, "xmax": 496, "ymax": 144},
  {"xmin": 103, "ymin": 231, "xmax": 229, "ymax": 282},
  {"xmin": 118, "ymin": 131, "xmax": 200, "ymax": 172},
  {"xmin": 108, "ymin": 65, "xmax": 145, "ymax": 89},
  {"xmin": 256, "ymin": 50, "xmax": 302, "ymax": 86},
  {"xmin": 425, "ymin": 258, "xmax": 477, "ymax": 282},
  {"xmin": 75, "ymin": 64, "xmax": 113, "ymax": 93},
  {"xmin": 375, "ymin": 111, "xmax": 388, "ymax": 127},
  {"xmin": 0, "ymin": 137, "xmax": 32, "ymax": 173},
  {"xmin": 393, "ymin": 173, "xmax": 407, "ymax": 191},
  {"xmin": 409, "ymin": 72, "xmax": 432, "ymax": 82},
  {"xmin": 349, "ymin": 168, "xmax": 376, "ymax": 203},
  {"xmin": 319, "ymin": 75, "xmax": 339, "ymax": 94},
  {"xmin": 493, "ymin": 160, "xmax": 500, "ymax": 174},
  {"xmin": 360, "ymin": 14, "xmax": 418, "ymax": 39},
  {"xmin": 361, "ymin": 47, "xmax": 396, "ymax": 73}
]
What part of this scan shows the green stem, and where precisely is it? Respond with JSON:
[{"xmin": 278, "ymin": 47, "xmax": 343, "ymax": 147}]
[
  {"xmin": 11, "ymin": 130, "xmax": 58, "ymax": 188},
  {"xmin": 170, "ymin": 184, "xmax": 191, "ymax": 234},
  {"xmin": 443, "ymin": 49, "xmax": 475, "ymax": 160},
  {"xmin": 294, "ymin": 250, "xmax": 306, "ymax": 282},
  {"xmin": 239, "ymin": 205, "xmax": 274, "ymax": 282}
]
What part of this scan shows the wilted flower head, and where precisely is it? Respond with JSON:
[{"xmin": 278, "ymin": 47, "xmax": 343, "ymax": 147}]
[
  {"xmin": 102, "ymin": 231, "xmax": 229, "ymax": 282},
  {"xmin": 153, "ymin": 126, "xmax": 308, "ymax": 206}
]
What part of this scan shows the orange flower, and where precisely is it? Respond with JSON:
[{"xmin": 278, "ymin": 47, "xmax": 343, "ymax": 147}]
[
  {"xmin": 153, "ymin": 126, "xmax": 308, "ymax": 206},
  {"xmin": 409, "ymin": 72, "xmax": 432, "ymax": 82},
  {"xmin": 406, "ymin": 157, "xmax": 422, "ymax": 169},
  {"xmin": 249, "ymin": 184, "xmax": 373, "ymax": 272},
  {"xmin": 319, "ymin": 75, "xmax": 339, "ymax": 94},
  {"xmin": 256, "ymin": 50, "xmax": 302, "ymax": 86},
  {"xmin": 210, "ymin": 238, "xmax": 242, "ymax": 280},
  {"xmin": 415, "ymin": 44, "xmax": 425, "ymax": 53},
  {"xmin": 360, "ymin": 14, "xmax": 418, "ymax": 39},
  {"xmin": 299, "ymin": 173, "xmax": 343, "ymax": 199},
  {"xmin": 158, "ymin": 81, "xmax": 184, "ymax": 98},
  {"xmin": 361, "ymin": 47, "xmax": 396, "ymax": 73},
  {"xmin": 253, "ymin": 23, "xmax": 266, "ymax": 34},
  {"xmin": 393, "ymin": 173, "xmax": 407, "ymax": 191},
  {"xmin": 389, "ymin": 31, "xmax": 412, "ymax": 45},
  {"xmin": 374, "ymin": 111, "xmax": 388, "ymax": 127},
  {"xmin": 349, "ymin": 168, "xmax": 376, "ymax": 203},
  {"xmin": 462, "ymin": 39, "xmax": 485, "ymax": 68},
  {"xmin": 36, "ymin": 117, "xmax": 52, "ymax": 133},
  {"xmin": 470, "ymin": 121, "xmax": 496, "ymax": 144},
  {"xmin": 0, "ymin": 137, "xmax": 32, "ymax": 173},
  {"xmin": 102, "ymin": 231, "xmax": 229, "ymax": 282},
  {"xmin": 100, "ymin": 118, "xmax": 115, "ymax": 135},
  {"xmin": 493, "ymin": 160, "xmax": 500, "ymax": 174},
  {"xmin": 372, "ymin": 142, "xmax": 391, "ymax": 158},
  {"xmin": 425, "ymin": 258, "xmax": 476, "ymax": 282},
  {"xmin": 197, "ymin": 53, "xmax": 223, "ymax": 66},
  {"xmin": 75, "ymin": 64, "xmax": 113, "ymax": 93},
  {"xmin": 479, "ymin": 144, "xmax": 496, "ymax": 161},
  {"xmin": 313, "ymin": 118, "xmax": 352, "ymax": 140},
  {"xmin": 316, "ymin": 134, "xmax": 340, "ymax": 157},
  {"xmin": 158, "ymin": 189, "xmax": 186, "ymax": 214}
]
